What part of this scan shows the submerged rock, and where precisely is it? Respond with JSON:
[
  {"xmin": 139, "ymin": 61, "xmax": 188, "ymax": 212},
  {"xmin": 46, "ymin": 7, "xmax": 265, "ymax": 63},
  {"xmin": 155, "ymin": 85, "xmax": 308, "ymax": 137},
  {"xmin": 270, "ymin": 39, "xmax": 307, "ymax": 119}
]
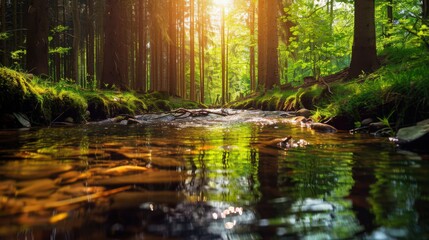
[
  {"xmin": 309, "ymin": 122, "xmax": 338, "ymax": 133},
  {"xmin": 396, "ymin": 119, "xmax": 429, "ymax": 151},
  {"xmin": 296, "ymin": 108, "xmax": 312, "ymax": 118}
]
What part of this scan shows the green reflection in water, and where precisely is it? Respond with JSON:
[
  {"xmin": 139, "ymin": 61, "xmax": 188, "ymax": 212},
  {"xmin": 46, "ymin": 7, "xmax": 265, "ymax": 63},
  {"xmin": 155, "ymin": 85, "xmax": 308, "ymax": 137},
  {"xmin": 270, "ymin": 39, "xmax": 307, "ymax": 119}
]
[{"xmin": 0, "ymin": 118, "xmax": 428, "ymax": 239}]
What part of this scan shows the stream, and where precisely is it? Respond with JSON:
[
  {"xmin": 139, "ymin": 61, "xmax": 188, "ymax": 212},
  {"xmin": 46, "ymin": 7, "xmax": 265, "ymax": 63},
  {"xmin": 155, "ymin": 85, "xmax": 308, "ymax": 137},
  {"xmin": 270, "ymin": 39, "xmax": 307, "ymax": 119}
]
[{"xmin": 0, "ymin": 110, "xmax": 428, "ymax": 239}]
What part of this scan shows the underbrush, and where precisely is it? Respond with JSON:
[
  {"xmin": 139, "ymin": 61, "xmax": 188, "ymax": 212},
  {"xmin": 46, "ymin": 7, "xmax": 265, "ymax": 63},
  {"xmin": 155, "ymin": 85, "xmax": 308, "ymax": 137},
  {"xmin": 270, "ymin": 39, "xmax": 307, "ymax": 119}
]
[{"xmin": 229, "ymin": 46, "xmax": 429, "ymax": 129}]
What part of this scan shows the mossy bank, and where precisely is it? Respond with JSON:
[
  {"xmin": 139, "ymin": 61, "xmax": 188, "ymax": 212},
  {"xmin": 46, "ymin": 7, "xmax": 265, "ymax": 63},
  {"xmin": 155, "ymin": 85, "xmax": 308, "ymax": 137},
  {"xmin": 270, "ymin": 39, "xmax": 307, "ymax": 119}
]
[
  {"xmin": 0, "ymin": 67, "xmax": 202, "ymax": 128},
  {"xmin": 229, "ymin": 47, "xmax": 429, "ymax": 130}
]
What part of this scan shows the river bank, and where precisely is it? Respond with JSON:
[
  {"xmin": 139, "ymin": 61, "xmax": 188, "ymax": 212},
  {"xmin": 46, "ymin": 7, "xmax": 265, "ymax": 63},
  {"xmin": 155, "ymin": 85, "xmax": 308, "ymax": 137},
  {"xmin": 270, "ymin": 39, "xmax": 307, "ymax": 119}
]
[{"xmin": 228, "ymin": 47, "xmax": 429, "ymax": 132}]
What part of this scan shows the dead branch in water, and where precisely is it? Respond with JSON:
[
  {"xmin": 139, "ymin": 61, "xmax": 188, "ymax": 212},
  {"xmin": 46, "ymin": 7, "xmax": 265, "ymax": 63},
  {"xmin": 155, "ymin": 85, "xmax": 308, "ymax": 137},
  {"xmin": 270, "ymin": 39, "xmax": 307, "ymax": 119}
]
[{"xmin": 169, "ymin": 108, "xmax": 233, "ymax": 119}]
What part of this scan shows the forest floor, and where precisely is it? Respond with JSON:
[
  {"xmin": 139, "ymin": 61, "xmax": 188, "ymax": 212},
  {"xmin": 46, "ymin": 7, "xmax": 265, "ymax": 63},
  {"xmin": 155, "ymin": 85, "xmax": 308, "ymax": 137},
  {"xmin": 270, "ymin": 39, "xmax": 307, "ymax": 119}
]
[{"xmin": 228, "ymin": 46, "xmax": 429, "ymax": 132}]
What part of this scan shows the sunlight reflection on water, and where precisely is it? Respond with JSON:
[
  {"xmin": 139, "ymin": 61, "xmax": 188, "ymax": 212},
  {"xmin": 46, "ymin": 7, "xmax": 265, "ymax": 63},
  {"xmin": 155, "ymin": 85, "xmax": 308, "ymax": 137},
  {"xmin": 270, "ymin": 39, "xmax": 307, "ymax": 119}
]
[{"xmin": 0, "ymin": 110, "xmax": 428, "ymax": 239}]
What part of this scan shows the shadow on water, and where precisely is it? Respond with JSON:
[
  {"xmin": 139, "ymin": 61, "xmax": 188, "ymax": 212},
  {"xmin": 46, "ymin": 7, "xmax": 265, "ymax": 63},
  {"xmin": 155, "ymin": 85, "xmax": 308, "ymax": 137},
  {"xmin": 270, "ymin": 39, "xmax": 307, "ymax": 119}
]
[{"xmin": 0, "ymin": 110, "xmax": 429, "ymax": 239}]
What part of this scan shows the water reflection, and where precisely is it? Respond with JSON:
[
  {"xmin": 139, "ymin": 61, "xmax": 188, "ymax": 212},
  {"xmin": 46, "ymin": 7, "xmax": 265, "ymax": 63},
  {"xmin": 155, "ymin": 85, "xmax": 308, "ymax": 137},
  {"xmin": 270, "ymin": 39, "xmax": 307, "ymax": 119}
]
[{"xmin": 0, "ymin": 111, "xmax": 428, "ymax": 239}]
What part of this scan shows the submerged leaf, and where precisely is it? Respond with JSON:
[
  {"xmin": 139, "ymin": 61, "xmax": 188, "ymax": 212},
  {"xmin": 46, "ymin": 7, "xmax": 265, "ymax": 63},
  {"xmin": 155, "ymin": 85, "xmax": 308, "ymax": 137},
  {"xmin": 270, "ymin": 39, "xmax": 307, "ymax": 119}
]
[
  {"xmin": 49, "ymin": 212, "xmax": 69, "ymax": 223},
  {"xmin": 103, "ymin": 165, "xmax": 148, "ymax": 175}
]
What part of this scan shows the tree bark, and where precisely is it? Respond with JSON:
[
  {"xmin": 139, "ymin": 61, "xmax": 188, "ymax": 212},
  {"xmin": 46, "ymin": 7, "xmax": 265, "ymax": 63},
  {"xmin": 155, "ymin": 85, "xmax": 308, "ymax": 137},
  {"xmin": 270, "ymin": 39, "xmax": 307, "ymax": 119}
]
[
  {"xmin": 136, "ymin": 0, "xmax": 147, "ymax": 92},
  {"xmin": 101, "ymin": 0, "xmax": 128, "ymax": 90},
  {"xmin": 86, "ymin": 0, "xmax": 95, "ymax": 86},
  {"xmin": 423, "ymin": 0, "xmax": 428, "ymax": 21},
  {"xmin": 72, "ymin": 0, "xmax": 80, "ymax": 84},
  {"xmin": 169, "ymin": 0, "xmax": 177, "ymax": 96},
  {"xmin": 190, "ymin": 0, "xmax": 196, "ymax": 101},
  {"xmin": 26, "ymin": 0, "xmax": 49, "ymax": 75},
  {"xmin": 1, "ymin": 0, "xmax": 8, "ymax": 66},
  {"xmin": 250, "ymin": 0, "xmax": 256, "ymax": 92},
  {"xmin": 347, "ymin": 0, "xmax": 380, "ymax": 79},
  {"xmin": 199, "ymin": 0, "xmax": 205, "ymax": 103},
  {"xmin": 257, "ymin": 0, "xmax": 267, "ymax": 88},
  {"xmin": 264, "ymin": 0, "xmax": 280, "ymax": 89},
  {"xmin": 221, "ymin": 7, "xmax": 226, "ymax": 104}
]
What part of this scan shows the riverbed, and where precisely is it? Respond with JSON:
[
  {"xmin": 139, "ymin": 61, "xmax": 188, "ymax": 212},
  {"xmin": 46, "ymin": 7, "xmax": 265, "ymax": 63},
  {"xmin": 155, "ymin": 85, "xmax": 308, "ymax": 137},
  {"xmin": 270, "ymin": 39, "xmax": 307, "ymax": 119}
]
[{"xmin": 0, "ymin": 110, "xmax": 428, "ymax": 239}]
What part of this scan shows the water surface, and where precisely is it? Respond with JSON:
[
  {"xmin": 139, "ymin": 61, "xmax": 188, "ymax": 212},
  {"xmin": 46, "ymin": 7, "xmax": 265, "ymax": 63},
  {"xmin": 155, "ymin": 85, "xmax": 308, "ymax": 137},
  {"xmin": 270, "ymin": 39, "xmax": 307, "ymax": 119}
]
[{"xmin": 0, "ymin": 110, "xmax": 428, "ymax": 239}]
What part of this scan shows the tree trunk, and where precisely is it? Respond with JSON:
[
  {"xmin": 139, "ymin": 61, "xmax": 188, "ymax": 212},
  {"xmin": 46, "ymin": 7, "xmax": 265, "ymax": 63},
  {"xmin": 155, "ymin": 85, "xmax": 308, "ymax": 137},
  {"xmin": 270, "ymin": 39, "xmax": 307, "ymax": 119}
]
[
  {"xmin": 221, "ymin": 7, "xmax": 226, "ymax": 105},
  {"xmin": 423, "ymin": 0, "xmax": 428, "ymax": 21},
  {"xmin": 190, "ymin": 0, "xmax": 196, "ymax": 101},
  {"xmin": 169, "ymin": 0, "xmax": 177, "ymax": 96},
  {"xmin": 257, "ymin": 0, "xmax": 267, "ymax": 88},
  {"xmin": 1, "ymin": 0, "xmax": 8, "ymax": 66},
  {"xmin": 264, "ymin": 0, "xmax": 280, "ymax": 89},
  {"xmin": 101, "ymin": 0, "xmax": 128, "ymax": 90},
  {"xmin": 250, "ymin": 0, "xmax": 256, "ymax": 92},
  {"xmin": 26, "ymin": 0, "xmax": 49, "ymax": 75},
  {"xmin": 347, "ymin": 0, "xmax": 380, "ymax": 79},
  {"xmin": 72, "ymin": 0, "xmax": 80, "ymax": 84},
  {"xmin": 86, "ymin": 0, "xmax": 95, "ymax": 87},
  {"xmin": 136, "ymin": 0, "xmax": 147, "ymax": 92},
  {"xmin": 199, "ymin": 0, "xmax": 205, "ymax": 103},
  {"xmin": 180, "ymin": 0, "xmax": 186, "ymax": 98}
]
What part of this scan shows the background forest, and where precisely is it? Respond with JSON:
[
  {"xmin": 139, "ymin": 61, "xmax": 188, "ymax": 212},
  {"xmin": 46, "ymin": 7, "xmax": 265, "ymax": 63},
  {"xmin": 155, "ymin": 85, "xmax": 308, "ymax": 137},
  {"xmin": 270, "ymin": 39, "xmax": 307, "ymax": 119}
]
[{"xmin": 1, "ymin": 0, "xmax": 428, "ymax": 106}]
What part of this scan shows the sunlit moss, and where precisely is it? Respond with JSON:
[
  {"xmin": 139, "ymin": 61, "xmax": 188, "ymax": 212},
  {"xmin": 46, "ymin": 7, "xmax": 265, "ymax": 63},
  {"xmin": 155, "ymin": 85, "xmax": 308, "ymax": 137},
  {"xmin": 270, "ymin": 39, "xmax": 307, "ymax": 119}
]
[{"xmin": 0, "ymin": 67, "xmax": 42, "ymax": 114}]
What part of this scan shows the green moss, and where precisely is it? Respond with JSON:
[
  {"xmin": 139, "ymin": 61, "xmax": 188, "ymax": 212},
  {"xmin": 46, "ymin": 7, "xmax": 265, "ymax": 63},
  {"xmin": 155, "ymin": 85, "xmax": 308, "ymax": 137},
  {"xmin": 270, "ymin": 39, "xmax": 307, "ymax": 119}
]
[
  {"xmin": 154, "ymin": 99, "xmax": 172, "ymax": 111},
  {"xmin": 0, "ymin": 67, "xmax": 41, "ymax": 114}
]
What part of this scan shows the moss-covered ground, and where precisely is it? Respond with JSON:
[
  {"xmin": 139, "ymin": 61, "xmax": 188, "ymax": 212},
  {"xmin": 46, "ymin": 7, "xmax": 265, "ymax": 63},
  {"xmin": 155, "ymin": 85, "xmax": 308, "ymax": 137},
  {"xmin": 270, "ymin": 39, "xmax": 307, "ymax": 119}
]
[
  {"xmin": 228, "ymin": 46, "xmax": 429, "ymax": 130},
  {"xmin": 0, "ymin": 68, "xmax": 202, "ymax": 127}
]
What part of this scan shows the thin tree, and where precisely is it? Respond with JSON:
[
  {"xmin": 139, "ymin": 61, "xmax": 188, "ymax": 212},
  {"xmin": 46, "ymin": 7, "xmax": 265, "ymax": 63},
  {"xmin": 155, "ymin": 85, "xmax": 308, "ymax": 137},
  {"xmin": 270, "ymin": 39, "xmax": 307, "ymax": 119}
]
[
  {"xmin": 347, "ymin": 0, "xmax": 380, "ymax": 79},
  {"xmin": 249, "ymin": 0, "xmax": 256, "ymax": 92},
  {"xmin": 257, "ymin": 0, "xmax": 267, "ymax": 88},
  {"xmin": 221, "ymin": 6, "xmax": 226, "ymax": 104},
  {"xmin": 190, "ymin": 0, "xmax": 196, "ymax": 101},
  {"xmin": 26, "ymin": 0, "xmax": 49, "ymax": 75},
  {"xmin": 199, "ymin": 0, "xmax": 206, "ymax": 103},
  {"xmin": 72, "ymin": 0, "xmax": 81, "ymax": 84},
  {"xmin": 86, "ymin": 0, "xmax": 95, "ymax": 86},
  {"xmin": 169, "ymin": 0, "xmax": 177, "ymax": 96}
]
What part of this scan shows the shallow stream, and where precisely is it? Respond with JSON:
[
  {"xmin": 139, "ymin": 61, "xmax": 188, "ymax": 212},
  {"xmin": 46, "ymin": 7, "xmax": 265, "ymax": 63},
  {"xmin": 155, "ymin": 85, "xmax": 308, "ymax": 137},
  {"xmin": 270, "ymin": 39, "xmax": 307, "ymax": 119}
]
[{"xmin": 0, "ymin": 110, "xmax": 428, "ymax": 239}]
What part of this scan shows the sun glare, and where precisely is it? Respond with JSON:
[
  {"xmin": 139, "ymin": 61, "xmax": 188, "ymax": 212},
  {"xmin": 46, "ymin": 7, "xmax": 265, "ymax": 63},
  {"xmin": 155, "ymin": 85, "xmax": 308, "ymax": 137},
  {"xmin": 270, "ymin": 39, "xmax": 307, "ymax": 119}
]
[{"xmin": 216, "ymin": 0, "xmax": 233, "ymax": 8}]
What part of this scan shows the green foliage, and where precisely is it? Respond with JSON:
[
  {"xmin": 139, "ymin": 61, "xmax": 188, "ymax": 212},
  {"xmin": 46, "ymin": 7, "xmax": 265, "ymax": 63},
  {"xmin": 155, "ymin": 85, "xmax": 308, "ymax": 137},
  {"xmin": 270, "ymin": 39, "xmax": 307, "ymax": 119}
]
[
  {"xmin": 281, "ymin": 0, "xmax": 353, "ymax": 82},
  {"xmin": 0, "ymin": 32, "xmax": 11, "ymax": 40},
  {"xmin": 49, "ymin": 47, "xmax": 71, "ymax": 55}
]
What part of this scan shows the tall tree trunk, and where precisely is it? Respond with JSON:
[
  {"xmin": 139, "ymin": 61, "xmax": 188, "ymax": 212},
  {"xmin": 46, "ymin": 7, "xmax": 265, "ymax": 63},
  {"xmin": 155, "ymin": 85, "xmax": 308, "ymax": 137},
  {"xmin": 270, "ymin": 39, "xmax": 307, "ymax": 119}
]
[
  {"xmin": 26, "ymin": 0, "xmax": 49, "ymax": 75},
  {"xmin": 95, "ymin": 0, "xmax": 105, "ymax": 85},
  {"xmin": 136, "ymin": 0, "xmax": 147, "ymax": 92},
  {"xmin": 72, "ymin": 0, "xmax": 81, "ymax": 84},
  {"xmin": 169, "ymin": 0, "xmax": 177, "ymax": 96},
  {"xmin": 423, "ymin": 0, "xmax": 428, "ymax": 21},
  {"xmin": 347, "ymin": 0, "xmax": 380, "ymax": 79},
  {"xmin": 101, "ymin": 0, "xmax": 128, "ymax": 90},
  {"xmin": 199, "ymin": 0, "xmax": 205, "ymax": 103},
  {"xmin": 221, "ymin": 7, "xmax": 226, "ymax": 105},
  {"xmin": 190, "ymin": 0, "xmax": 196, "ymax": 101},
  {"xmin": 257, "ymin": 0, "xmax": 267, "ymax": 88},
  {"xmin": 53, "ymin": 0, "xmax": 61, "ymax": 81},
  {"xmin": 1, "ymin": 0, "xmax": 8, "ymax": 66},
  {"xmin": 264, "ymin": 0, "xmax": 280, "ymax": 89},
  {"xmin": 250, "ymin": 0, "xmax": 256, "ymax": 92},
  {"xmin": 86, "ymin": 0, "xmax": 95, "ymax": 87},
  {"xmin": 180, "ymin": 0, "xmax": 186, "ymax": 98}
]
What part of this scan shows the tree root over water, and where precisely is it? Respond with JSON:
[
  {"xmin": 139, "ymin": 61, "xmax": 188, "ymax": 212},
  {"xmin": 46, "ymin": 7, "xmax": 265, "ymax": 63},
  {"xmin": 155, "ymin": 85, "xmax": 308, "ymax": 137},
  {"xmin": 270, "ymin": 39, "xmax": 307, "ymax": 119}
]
[{"xmin": 169, "ymin": 108, "xmax": 232, "ymax": 119}]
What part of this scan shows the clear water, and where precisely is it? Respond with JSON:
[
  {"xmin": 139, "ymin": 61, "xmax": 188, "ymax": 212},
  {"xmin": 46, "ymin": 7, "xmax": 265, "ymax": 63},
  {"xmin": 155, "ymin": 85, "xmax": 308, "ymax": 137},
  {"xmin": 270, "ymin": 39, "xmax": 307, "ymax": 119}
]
[{"xmin": 0, "ymin": 110, "xmax": 428, "ymax": 239}]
